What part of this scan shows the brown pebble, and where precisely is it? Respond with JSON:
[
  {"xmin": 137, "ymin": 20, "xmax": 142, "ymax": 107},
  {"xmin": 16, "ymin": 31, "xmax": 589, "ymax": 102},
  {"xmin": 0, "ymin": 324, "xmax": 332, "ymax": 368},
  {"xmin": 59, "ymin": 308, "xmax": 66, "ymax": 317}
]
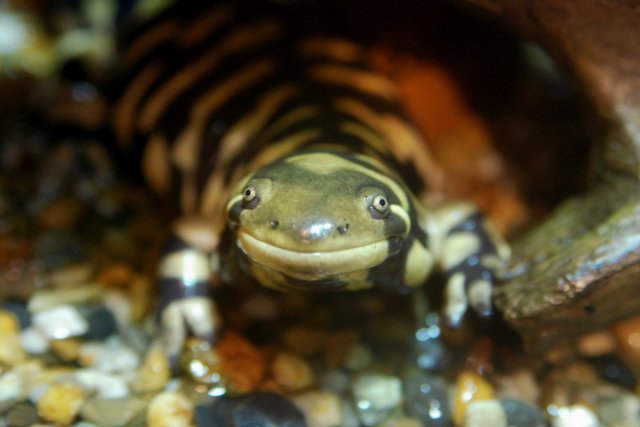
[
  {"xmin": 612, "ymin": 315, "xmax": 640, "ymax": 365},
  {"xmin": 271, "ymin": 351, "xmax": 315, "ymax": 391},
  {"xmin": 38, "ymin": 198, "xmax": 83, "ymax": 230},
  {"xmin": 218, "ymin": 332, "xmax": 267, "ymax": 394},
  {"xmin": 50, "ymin": 338, "xmax": 82, "ymax": 362},
  {"xmin": 322, "ymin": 329, "xmax": 359, "ymax": 369}
]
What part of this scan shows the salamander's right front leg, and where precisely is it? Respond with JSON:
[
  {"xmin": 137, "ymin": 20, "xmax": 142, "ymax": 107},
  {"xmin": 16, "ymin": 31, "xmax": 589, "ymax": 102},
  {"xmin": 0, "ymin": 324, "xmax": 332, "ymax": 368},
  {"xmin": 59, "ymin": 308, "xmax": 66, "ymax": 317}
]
[{"xmin": 156, "ymin": 218, "xmax": 221, "ymax": 361}]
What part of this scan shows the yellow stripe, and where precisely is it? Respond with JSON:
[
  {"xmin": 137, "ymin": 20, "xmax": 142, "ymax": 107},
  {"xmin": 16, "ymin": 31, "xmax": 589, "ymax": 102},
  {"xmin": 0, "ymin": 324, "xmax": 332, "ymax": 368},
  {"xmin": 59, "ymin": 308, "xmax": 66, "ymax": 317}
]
[
  {"xmin": 171, "ymin": 58, "xmax": 275, "ymax": 176},
  {"xmin": 138, "ymin": 19, "xmax": 282, "ymax": 133},
  {"xmin": 308, "ymin": 64, "xmax": 398, "ymax": 101},
  {"xmin": 113, "ymin": 63, "xmax": 163, "ymax": 145},
  {"xmin": 299, "ymin": 37, "xmax": 364, "ymax": 62},
  {"xmin": 217, "ymin": 85, "xmax": 298, "ymax": 165},
  {"xmin": 285, "ymin": 152, "xmax": 409, "ymax": 209},
  {"xmin": 120, "ymin": 20, "xmax": 180, "ymax": 69},
  {"xmin": 178, "ymin": 5, "xmax": 234, "ymax": 47},
  {"xmin": 334, "ymin": 97, "xmax": 441, "ymax": 190}
]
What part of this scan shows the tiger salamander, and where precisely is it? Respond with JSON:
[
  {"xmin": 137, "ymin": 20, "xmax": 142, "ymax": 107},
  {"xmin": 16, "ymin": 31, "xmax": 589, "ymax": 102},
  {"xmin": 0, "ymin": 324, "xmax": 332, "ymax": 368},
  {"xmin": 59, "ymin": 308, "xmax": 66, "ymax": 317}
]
[{"xmin": 112, "ymin": 0, "xmax": 510, "ymax": 358}]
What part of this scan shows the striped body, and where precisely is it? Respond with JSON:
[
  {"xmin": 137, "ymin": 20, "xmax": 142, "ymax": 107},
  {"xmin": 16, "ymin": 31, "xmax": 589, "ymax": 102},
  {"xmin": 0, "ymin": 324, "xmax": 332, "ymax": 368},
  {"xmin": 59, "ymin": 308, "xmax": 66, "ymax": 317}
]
[{"xmin": 112, "ymin": 0, "xmax": 509, "ymax": 356}]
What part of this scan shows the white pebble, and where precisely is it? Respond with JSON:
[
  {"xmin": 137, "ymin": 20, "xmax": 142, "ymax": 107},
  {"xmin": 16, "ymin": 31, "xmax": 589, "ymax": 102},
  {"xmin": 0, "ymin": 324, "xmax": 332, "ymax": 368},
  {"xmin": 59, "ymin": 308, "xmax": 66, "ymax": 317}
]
[
  {"xmin": 551, "ymin": 405, "xmax": 600, "ymax": 427},
  {"xmin": 0, "ymin": 371, "xmax": 22, "ymax": 402},
  {"xmin": 20, "ymin": 327, "xmax": 50, "ymax": 354},
  {"xmin": 465, "ymin": 400, "xmax": 507, "ymax": 427},
  {"xmin": 32, "ymin": 304, "xmax": 89, "ymax": 340},
  {"xmin": 80, "ymin": 336, "xmax": 140, "ymax": 373},
  {"xmin": 74, "ymin": 369, "xmax": 130, "ymax": 399},
  {"xmin": 352, "ymin": 373, "xmax": 403, "ymax": 410}
]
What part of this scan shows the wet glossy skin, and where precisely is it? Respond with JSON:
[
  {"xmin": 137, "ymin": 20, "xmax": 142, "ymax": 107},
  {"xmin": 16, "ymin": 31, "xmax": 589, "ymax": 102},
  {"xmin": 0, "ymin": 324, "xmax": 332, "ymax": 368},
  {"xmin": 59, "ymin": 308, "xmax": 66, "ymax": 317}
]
[{"xmin": 226, "ymin": 151, "xmax": 413, "ymax": 291}]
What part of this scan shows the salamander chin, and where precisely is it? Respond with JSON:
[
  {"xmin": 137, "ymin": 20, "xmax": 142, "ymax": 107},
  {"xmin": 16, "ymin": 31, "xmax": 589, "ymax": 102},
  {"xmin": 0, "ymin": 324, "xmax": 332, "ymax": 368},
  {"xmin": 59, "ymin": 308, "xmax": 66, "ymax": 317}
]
[{"xmin": 237, "ymin": 230, "xmax": 394, "ymax": 281}]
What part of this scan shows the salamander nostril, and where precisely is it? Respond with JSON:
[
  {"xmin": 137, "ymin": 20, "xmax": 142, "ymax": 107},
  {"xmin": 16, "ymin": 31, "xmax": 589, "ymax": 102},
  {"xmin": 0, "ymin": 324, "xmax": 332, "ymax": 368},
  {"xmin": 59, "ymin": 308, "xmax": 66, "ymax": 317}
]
[
  {"xmin": 270, "ymin": 220, "xmax": 279, "ymax": 229},
  {"xmin": 337, "ymin": 224, "xmax": 349, "ymax": 235}
]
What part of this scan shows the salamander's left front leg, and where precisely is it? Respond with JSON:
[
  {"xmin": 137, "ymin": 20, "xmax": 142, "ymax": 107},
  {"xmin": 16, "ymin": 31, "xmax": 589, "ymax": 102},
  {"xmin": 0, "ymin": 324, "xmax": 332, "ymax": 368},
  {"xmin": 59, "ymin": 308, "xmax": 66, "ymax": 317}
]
[{"xmin": 427, "ymin": 202, "xmax": 510, "ymax": 326}]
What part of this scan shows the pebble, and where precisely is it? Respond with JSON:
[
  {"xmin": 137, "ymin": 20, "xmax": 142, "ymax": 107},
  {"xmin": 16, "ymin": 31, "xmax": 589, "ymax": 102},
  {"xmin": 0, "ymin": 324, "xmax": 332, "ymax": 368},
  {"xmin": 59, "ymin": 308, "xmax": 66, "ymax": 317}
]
[
  {"xmin": 465, "ymin": 399, "xmax": 507, "ymax": 427},
  {"xmin": 0, "ymin": 370, "xmax": 23, "ymax": 402},
  {"xmin": 577, "ymin": 330, "xmax": 617, "ymax": 356},
  {"xmin": 32, "ymin": 304, "xmax": 89, "ymax": 340},
  {"xmin": 80, "ymin": 396, "xmax": 147, "ymax": 427},
  {"xmin": 500, "ymin": 399, "xmax": 548, "ymax": 427},
  {"xmin": 0, "ymin": 309, "xmax": 26, "ymax": 366},
  {"xmin": 20, "ymin": 327, "xmax": 50, "ymax": 354},
  {"xmin": 453, "ymin": 371, "xmax": 495, "ymax": 427},
  {"xmin": 217, "ymin": 332, "xmax": 267, "ymax": 394},
  {"xmin": 612, "ymin": 315, "xmax": 640, "ymax": 364},
  {"xmin": 181, "ymin": 338, "xmax": 224, "ymax": 389},
  {"xmin": 342, "ymin": 343, "xmax": 373, "ymax": 371},
  {"xmin": 586, "ymin": 354, "xmax": 636, "ymax": 390},
  {"xmin": 6, "ymin": 402, "xmax": 39, "ymax": 426},
  {"xmin": 79, "ymin": 336, "xmax": 140, "ymax": 373},
  {"xmin": 147, "ymin": 391, "xmax": 194, "ymax": 427},
  {"xmin": 495, "ymin": 370, "xmax": 540, "ymax": 404},
  {"xmin": 322, "ymin": 330, "xmax": 359, "ymax": 369},
  {"xmin": 595, "ymin": 392, "xmax": 640, "ymax": 427},
  {"xmin": 379, "ymin": 417, "xmax": 422, "ymax": 427},
  {"xmin": 27, "ymin": 284, "xmax": 102, "ymax": 313},
  {"xmin": 197, "ymin": 391, "xmax": 307, "ymax": 427},
  {"xmin": 352, "ymin": 373, "xmax": 403, "ymax": 425},
  {"xmin": 82, "ymin": 305, "xmax": 117, "ymax": 340},
  {"xmin": 36, "ymin": 383, "xmax": 86, "ymax": 425},
  {"xmin": 404, "ymin": 371, "xmax": 451, "ymax": 426},
  {"xmin": 292, "ymin": 391, "xmax": 342, "ymax": 427},
  {"xmin": 74, "ymin": 369, "xmax": 129, "ymax": 399},
  {"xmin": 272, "ymin": 351, "xmax": 315, "ymax": 391},
  {"xmin": 282, "ymin": 326, "xmax": 326, "ymax": 356},
  {"xmin": 132, "ymin": 344, "xmax": 171, "ymax": 393},
  {"xmin": 50, "ymin": 338, "xmax": 82, "ymax": 362},
  {"xmin": 549, "ymin": 404, "xmax": 599, "ymax": 427}
]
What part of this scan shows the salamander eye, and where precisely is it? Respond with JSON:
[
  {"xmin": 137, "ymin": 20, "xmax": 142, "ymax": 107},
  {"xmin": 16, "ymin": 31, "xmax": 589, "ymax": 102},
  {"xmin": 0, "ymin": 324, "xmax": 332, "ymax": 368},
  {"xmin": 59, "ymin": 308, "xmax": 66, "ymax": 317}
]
[
  {"xmin": 242, "ymin": 185, "xmax": 259, "ymax": 209},
  {"xmin": 370, "ymin": 195, "xmax": 390, "ymax": 218}
]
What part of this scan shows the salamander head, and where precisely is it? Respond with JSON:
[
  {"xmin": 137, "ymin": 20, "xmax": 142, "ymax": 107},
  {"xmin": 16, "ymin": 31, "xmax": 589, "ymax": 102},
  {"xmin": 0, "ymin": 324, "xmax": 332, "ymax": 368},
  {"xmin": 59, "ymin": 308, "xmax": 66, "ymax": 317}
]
[{"xmin": 226, "ymin": 151, "xmax": 412, "ymax": 291}]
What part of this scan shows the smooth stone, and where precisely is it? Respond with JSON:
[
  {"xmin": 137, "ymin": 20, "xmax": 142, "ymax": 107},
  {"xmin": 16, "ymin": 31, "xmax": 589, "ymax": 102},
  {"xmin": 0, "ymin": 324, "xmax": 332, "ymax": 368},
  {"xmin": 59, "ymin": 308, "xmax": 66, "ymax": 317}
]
[
  {"xmin": 352, "ymin": 373, "xmax": 403, "ymax": 426},
  {"xmin": 550, "ymin": 405, "xmax": 599, "ymax": 427},
  {"xmin": 147, "ymin": 392, "xmax": 193, "ymax": 427},
  {"xmin": 293, "ymin": 391, "xmax": 343, "ymax": 427},
  {"xmin": 453, "ymin": 371, "xmax": 495, "ymax": 427},
  {"xmin": 403, "ymin": 372, "xmax": 451, "ymax": 427},
  {"xmin": 32, "ymin": 304, "xmax": 89, "ymax": 340},
  {"xmin": 586, "ymin": 354, "xmax": 637, "ymax": 390},
  {"xmin": 595, "ymin": 392, "xmax": 640, "ymax": 427},
  {"xmin": 500, "ymin": 399, "xmax": 548, "ymax": 427},
  {"xmin": 132, "ymin": 345, "xmax": 170, "ymax": 393},
  {"xmin": 272, "ymin": 352, "xmax": 315, "ymax": 391},
  {"xmin": 36, "ymin": 383, "xmax": 86, "ymax": 425},
  {"xmin": 6, "ymin": 402, "xmax": 39, "ymax": 426},
  {"xmin": 80, "ymin": 396, "xmax": 147, "ymax": 427},
  {"xmin": 20, "ymin": 327, "xmax": 49, "ymax": 354},
  {"xmin": 79, "ymin": 336, "xmax": 140, "ymax": 373},
  {"xmin": 82, "ymin": 305, "xmax": 117, "ymax": 341},
  {"xmin": 197, "ymin": 392, "xmax": 307, "ymax": 427},
  {"xmin": 465, "ymin": 400, "xmax": 507, "ymax": 427},
  {"xmin": 74, "ymin": 369, "xmax": 129, "ymax": 399}
]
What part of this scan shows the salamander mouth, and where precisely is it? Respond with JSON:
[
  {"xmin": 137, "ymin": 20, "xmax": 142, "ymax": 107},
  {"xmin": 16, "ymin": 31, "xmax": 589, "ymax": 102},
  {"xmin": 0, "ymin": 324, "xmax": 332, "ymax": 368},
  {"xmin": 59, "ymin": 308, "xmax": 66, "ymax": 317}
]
[{"xmin": 236, "ymin": 230, "xmax": 394, "ymax": 281}]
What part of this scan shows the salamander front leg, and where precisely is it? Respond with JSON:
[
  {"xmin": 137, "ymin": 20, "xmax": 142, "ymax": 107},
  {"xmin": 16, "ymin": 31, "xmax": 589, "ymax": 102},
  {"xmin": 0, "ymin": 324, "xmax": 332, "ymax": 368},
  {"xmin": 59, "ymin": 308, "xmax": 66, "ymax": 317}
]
[
  {"xmin": 156, "ymin": 220, "xmax": 221, "ymax": 361},
  {"xmin": 428, "ymin": 202, "xmax": 510, "ymax": 327}
]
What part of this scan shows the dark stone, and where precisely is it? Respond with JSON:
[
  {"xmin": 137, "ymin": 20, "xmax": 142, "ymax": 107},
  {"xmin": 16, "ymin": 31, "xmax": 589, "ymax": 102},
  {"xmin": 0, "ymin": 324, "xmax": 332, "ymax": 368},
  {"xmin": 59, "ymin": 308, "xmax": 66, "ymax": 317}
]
[
  {"xmin": 1, "ymin": 300, "xmax": 30, "ymax": 329},
  {"xmin": 196, "ymin": 392, "xmax": 307, "ymax": 427},
  {"xmin": 6, "ymin": 402, "xmax": 39, "ymax": 427},
  {"xmin": 403, "ymin": 371, "xmax": 451, "ymax": 427},
  {"xmin": 586, "ymin": 354, "xmax": 637, "ymax": 391},
  {"xmin": 500, "ymin": 399, "xmax": 549, "ymax": 427},
  {"xmin": 83, "ymin": 305, "xmax": 117, "ymax": 340}
]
